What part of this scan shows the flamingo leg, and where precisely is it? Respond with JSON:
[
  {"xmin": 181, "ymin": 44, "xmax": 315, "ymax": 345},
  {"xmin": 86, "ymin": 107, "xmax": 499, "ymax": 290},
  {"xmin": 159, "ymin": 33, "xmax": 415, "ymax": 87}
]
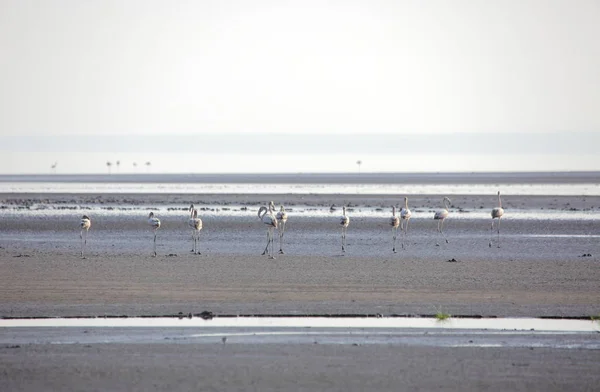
[
  {"xmin": 497, "ymin": 218, "xmax": 501, "ymax": 248},
  {"xmin": 401, "ymin": 220, "xmax": 405, "ymax": 250},
  {"xmin": 196, "ymin": 231, "xmax": 201, "ymax": 255},
  {"xmin": 279, "ymin": 222, "xmax": 286, "ymax": 254},
  {"xmin": 84, "ymin": 230, "xmax": 88, "ymax": 258},
  {"xmin": 269, "ymin": 227, "xmax": 276, "ymax": 259},
  {"xmin": 153, "ymin": 230, "xmax": 157, "ymax": 257},
  {"xmin": 402, "ymin": 219, "xmax": 410, "ymax": 249},
  {"xmin": 191, "ymin": 230, "xmax": 195, "ymax": 253},
  {"xmin": 80, "ymin": 229, "xmax": 84, "ymax": 257},
  {"xmin": 392, "ymin": 227, "xmax": 398, "ymax": 253},
  {"xmin": 489, "ymin": 220, "xmax": 494, "ymax": 248},
  {"xmin": 262, "ymin": 230, "xmax": 270, "ymax": 255},
  {"xmin": 441, "ymin": 219, "xmax": 448, "ymax": 244}
]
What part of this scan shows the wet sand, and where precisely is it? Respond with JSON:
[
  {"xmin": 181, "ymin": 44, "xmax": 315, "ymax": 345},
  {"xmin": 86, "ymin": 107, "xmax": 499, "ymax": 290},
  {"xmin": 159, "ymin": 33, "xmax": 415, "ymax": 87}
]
[
  {"xmin": 1, "ymin": 340, "xmax": 599, "ymax": 391},
  {"xmin": 1, "ymin": 192, "xmax": 599, "ymax": 318},
  {"xmin": 1, "ymin": 190, "xmax": 600, "ymax": 391}
]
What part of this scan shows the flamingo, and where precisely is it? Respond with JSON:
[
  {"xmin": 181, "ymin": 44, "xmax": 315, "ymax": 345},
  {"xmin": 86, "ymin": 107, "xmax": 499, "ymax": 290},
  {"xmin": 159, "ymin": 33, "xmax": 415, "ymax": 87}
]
[
  {"xmin": 340, "ymin": 206, "xmax": 350, "ymax": 253},
  {"xmin": 79, "ymin": 215, "xmax": 91, "ymax": 258},
  {"xmin": 258, "ymin": 201, "xmax": 277, "ymax": 259},
  {"xmin": 400, "ymin": 197, "xmax": 412, "ymax": 249},
  {"xmin": 276, "ymin": 205, "xmax": 288, "ymax": 254},
  {"xmin": 148, "ymin": 212, "xmax": 161, "ymax": 256},
  {"xmin": 390, "ymin": 206, "xmax": 400, "ymax": 253},
  {"xmin": 490, "ymin": 191, "xmax": 505, "ymax": 248},
  {"xmin": 434, "ymin": 197, "xmax": 451, "ymax": 246},
  {"xmin": 188, "ymin": 204, "xmax": 203, "ymax": 254}
]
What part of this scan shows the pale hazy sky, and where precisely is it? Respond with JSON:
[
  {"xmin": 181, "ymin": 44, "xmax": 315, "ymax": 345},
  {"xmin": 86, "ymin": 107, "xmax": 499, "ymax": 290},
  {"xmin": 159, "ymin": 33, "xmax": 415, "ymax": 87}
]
[{"xmin": 1, "ymin": 0, "xmax": 599, "ymax": 173}]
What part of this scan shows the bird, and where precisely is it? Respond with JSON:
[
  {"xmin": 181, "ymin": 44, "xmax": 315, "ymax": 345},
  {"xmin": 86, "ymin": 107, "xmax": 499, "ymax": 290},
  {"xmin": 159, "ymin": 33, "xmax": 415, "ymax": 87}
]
[
  {"xmin": 276, "ymin": 205, "xmax": 288, "ymax": 254},
  {"xmin": 390, "ymin": 206, "xmax": 400, "ymax": 253},
  {"xmin": 258, "ymin": 201, "xmax": 278, "ymax": 259},
  {"xmin": 490, "ymin": 191, "xmax": 505, "ymax": 248},
  {"xmin": 400, "ymin": 197, "xmax": 412, "ymax": 249},
  {"xmin": 340, "ymin": 206, "xmax": 350, "ymax": 253},
  {"xmin": 188, "ymin": 204, "xmax": 203, "ymax": 254},
  {"xmin": 434, "ymin": 197, "xmax": 451, "ymax": 246},
  {"xmin": 148, "ymin": 212, "xmax": 161, "ymax": 256},
  {"xmin": 79, "ymin": 215, "xmax": 91, "ymax": 258}
]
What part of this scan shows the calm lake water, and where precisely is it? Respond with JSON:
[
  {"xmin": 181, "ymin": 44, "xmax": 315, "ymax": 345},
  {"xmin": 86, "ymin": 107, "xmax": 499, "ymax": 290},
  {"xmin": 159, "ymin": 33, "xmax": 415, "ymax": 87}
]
[{"xmin": 0, "ymin": 182, "xmax": 599, "ymax": 196}]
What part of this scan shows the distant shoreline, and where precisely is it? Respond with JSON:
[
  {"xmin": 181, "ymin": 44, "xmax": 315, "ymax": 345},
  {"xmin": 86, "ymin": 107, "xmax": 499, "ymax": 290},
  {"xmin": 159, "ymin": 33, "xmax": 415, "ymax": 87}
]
[{"xmin": 0, "ymin": 171, "xmax": 598, "ymax": 184}]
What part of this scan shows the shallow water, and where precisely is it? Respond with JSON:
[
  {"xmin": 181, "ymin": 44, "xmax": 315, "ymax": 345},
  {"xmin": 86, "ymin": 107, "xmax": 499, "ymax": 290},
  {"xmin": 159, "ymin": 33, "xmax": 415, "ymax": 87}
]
[
  {"xmin": 1, "ymin": 204, "xmax": 599, "ymax": 221},
  {"xmin": 1, "ymin": 316, "xmax": 598, "ymax": 332},
  {"xmin": 1, "ymin": 182, "xmax": 600, "ymax": 196}
]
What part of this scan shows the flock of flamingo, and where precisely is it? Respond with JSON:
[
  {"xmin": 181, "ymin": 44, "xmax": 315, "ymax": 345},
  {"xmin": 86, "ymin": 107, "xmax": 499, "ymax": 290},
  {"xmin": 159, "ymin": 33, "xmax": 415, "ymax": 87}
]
[{"xmin": 78, "ymin": 192, "xmax": 505, "ymax": 259}]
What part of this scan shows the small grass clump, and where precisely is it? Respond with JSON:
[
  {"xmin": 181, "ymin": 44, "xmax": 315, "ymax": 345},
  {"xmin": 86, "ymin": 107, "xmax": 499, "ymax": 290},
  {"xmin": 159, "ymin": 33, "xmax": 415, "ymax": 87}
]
[{"xmin": 435, "ymin": 311, "xmax": 451, "ymax": 321}]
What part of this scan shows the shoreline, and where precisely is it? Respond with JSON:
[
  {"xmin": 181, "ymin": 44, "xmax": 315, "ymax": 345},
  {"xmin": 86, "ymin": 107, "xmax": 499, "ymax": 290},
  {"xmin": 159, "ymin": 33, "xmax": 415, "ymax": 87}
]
[{"xmin": 2, "ymin": 192, "xmax": 599, "ymax": 210}]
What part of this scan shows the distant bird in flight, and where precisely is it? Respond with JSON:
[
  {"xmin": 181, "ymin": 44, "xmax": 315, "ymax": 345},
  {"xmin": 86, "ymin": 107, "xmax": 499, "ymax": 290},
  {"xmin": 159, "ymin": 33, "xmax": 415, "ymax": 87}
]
[
  {"xmin": 79, "ymin": 215, "xmax": 91, "ymax": 258},
  {"xmin": 390, "ymin": 206, "xmax": 400, "ymax": 253},
  {"xmin": 489, "ymin": 191, "xmax": 505, "ymax": 248},
  {"xmin": 148, "ymin": 212, "xmax": 161, "ymax": 256},
  {"xmin": 188, "ymin": 204, "xmax": 203, "ymax": 254},
  {"xmin": 400, "ymin": 197, "xmax": 412, "ymax": 250},
  {"xmin": 258, "ymin": 201, "xmax": 277, "ymax": 259},
  {"xmin": 434, "ymin": 197, "xmax": 451, "ymax": 246},
  {"xmin": 340, "ymin": 206, "xmax": 350, "ymax": 253},
  {"xmin": 276, "ymin": 205, "xmax": 288, "ymax": 254}
]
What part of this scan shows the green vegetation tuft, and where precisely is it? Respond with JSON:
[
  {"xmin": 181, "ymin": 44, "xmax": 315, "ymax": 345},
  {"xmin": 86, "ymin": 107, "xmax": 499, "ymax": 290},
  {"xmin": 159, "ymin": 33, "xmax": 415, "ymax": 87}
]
[{"xmin": 435, "ymin": 311, "xmax": 451, "ymax": 321}]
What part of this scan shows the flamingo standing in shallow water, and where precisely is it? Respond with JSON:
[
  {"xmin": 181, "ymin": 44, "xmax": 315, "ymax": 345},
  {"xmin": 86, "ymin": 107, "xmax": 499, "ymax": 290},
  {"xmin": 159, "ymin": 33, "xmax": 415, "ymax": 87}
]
[
  {"xmin": 276, "ymin": 205, "xmax": 288, "ymax": 254},
  {"xmin": 340, "ymin": 206, "xmax": 350, "ymax": 253},
  {"xmin": 79, "ymin": 215, "xmax": 91, "ymax": 258},
  {"xmin": 490, "ymin": 191, "xmax": 504, "ymax": 248},
  {"xmin": 188, "ymin": 204, "xmax": 203, "ymax": 254},
  {"xmin": 434, "ymin": 197, "xmax": 451, "ymax": 246},
  {"xmin": 390, "ymin": 206, "xmax": 400, "ymax": 253},
  {"xmin": 258, "ymin": 201, "xmax": 277, "ymax": 259},
  {"xmin": 400, "ymin": 197, "xmax": 412, "ymax": 249},
  {"xmin": 148, "ymin": 212, "xmax": 161, "ymax": 256}
]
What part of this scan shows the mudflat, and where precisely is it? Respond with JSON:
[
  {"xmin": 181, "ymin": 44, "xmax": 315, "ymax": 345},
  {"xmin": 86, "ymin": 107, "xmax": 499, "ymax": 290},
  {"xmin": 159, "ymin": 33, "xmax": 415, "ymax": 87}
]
[
  {"xmin": 1, "ymin": 192, "xmax": 598, "ymax": 318},
  {"xmin": 1, "ymin": 342, "xmax": 599, "ymax": 392}
]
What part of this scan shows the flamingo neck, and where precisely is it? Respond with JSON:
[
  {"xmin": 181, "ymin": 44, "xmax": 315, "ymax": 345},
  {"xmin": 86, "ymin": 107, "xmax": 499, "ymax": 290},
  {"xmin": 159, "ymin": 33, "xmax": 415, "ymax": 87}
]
[{"xmin": 498, "ymin": 194, "xmax": 502, "ymax": 208}]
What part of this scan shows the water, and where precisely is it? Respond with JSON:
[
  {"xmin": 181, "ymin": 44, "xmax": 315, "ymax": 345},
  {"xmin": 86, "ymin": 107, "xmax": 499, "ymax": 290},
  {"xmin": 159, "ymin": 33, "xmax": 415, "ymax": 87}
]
[
  {"xmin": 1, "ymin": 182, "xmax": 599, "ymax": 195},
  {"xmin": 1, "ymin": 173, "xmax": 598, "ymax": 259},
  {"xmin": 1, "ymin": 316, "xmax": 598, "ymax": 332},
  {"xmin": 1, "ymin": 204, "xmax": 598, "ymax": 221}
]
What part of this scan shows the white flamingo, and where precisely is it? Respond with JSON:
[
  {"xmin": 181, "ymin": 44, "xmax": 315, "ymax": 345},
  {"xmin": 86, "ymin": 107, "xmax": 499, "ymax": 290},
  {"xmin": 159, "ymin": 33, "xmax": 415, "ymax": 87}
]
[
  {"xmin": 258, "ymin": 201, "xmax": 277, "ymax": 259},
  {"xmin": 340, "ymin": 206, "xmax": 350, "ymax": 253},
  {"xmin": 400, "ymin": 197, "xmax": 412, "ymax": 249},
  {"xmin": 434, "ymin": 197, "xmax": 451, "ymax": 246},
  {"xmin": 276, "ymin": 205, "xmax": 288, "ymax": 254},
  {"xmin": 188, "ymin": 204, "xmax": 203, "ymax": 254},
  {"xmin": 490, "ymin": 191, "xmax": 505, "ymax": 248},
  {"xmin": 390, "ymin": 206, "xmax": 400, "ymax": 253},
  {"xmin": 148, "ymin": 212, "xmax": 161, "ymax": 256},
  {"xmin": 79, "ymin": 215, "xmax": 91, "ymax": 258}
]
